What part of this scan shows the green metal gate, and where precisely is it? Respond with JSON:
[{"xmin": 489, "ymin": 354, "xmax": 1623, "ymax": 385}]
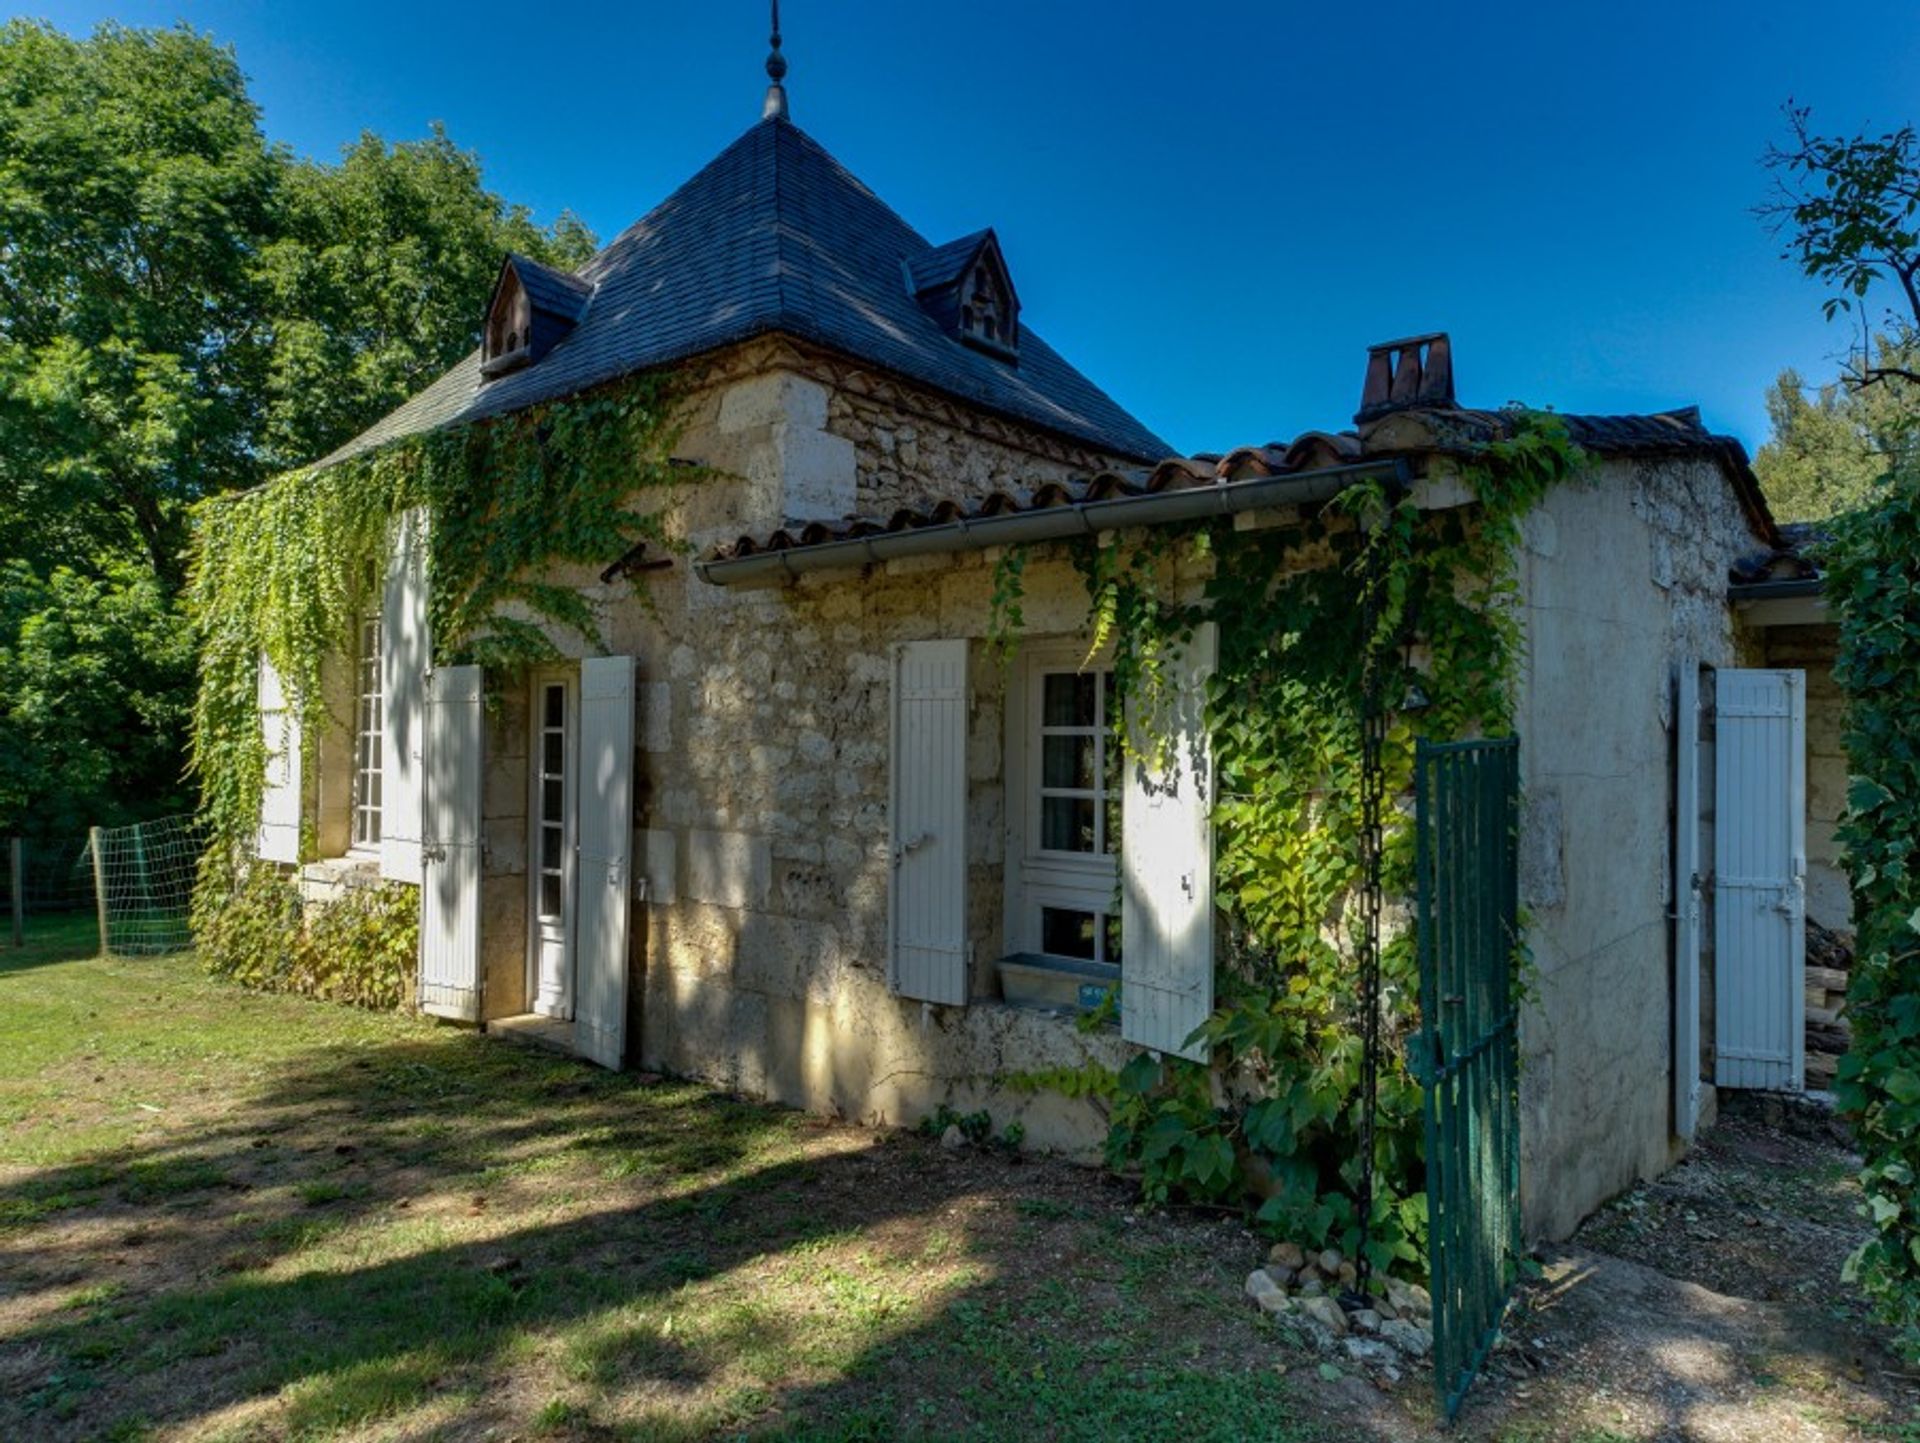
[{"xmin": 1414, "ymin": 737, "xmax": 1522, "ymax": 1422}]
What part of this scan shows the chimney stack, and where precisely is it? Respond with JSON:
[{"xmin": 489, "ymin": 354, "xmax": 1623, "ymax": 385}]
[{"xmin": 1355, "ymin": 332, "xmax": 1454, "ymax": 423}]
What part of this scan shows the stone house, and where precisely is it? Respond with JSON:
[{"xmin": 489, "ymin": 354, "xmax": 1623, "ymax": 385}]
[{"xmin": 256, "ymin": 79, "xmax": 1815, "ymax": 1243}]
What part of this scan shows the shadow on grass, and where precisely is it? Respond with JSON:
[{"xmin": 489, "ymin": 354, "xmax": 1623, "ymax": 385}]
[
  {"xmin": 0, "ymin": 1023, "xmax": 1352, "ymax": 1443},
  {"xmin": 0, "ymin": 913, "xmax": 102, "ymax": 974}
]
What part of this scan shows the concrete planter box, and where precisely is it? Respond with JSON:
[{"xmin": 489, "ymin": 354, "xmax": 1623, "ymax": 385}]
[{"xmin": 996, "ymin": 953, "xmax": 1120, "ymax": 1014}]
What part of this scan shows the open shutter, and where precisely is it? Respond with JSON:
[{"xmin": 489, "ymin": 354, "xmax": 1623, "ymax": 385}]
[
  {"xmin": 257, "ymin": 656, "xmax": 302, "ymax": 864},
  {"xmin": 1121, "ymin": 622, "xmax": 1216, "ymax": 1062},
  {"xmin": 381, "ymin": 507, "xmax": 429, "ymax": 884},
  {"xmin": 1712, "ymin": 667, "xmax": 1806, "ymax": 1092},
  {"xmin": 1672, "ymin": 660, "xmax": 1703, "ymax": 1140},
  {"xmin": 417, "ymin": 664, "xmax": 483, "ymax": 1021},
  {"xmin": 575, "ymin": 655, "xmax": 635, "ymax": 1070},
  {"xmin": 889, "ymin": 639, "xmax": 969, "ymax": 1005}
]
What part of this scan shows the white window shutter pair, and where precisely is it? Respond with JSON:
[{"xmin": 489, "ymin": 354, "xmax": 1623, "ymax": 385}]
[
  {"xmin": 256, "ymin": 656, "xmax": 303, "ymax": 864},
  {"xmin": 414, "ymin": 654, "xmax": 635, "ymax": 1068},
  {"xmin": 381, "ymin": 507, "xmax": 430, "ymax": 884},
  {"xmin": 889, "ymin": 640, "xmax": 971, "ymax": 1005},
  {"xmin": 1120, "ymin": 623, "xmax": 1217, "ymax": 1063}
]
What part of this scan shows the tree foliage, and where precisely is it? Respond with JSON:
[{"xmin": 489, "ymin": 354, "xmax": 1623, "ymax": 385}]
[
  {"xmin": 1754, "ymin": 340, "xmax": 1918, "ymax": 522},
  {"xmin": 1763, "ymin": 105, "xmax": 1920, "ymax": 387},
  {"xmin": 256, "ymin": 126, "xmax": 595, "ymax": 471},
  {"xmin": 1825, "ymin": 455, "xmax": 1920, "ymax": 1360},
  {"xmin": 1770, "ymin": 100, "xmax": 1920, "ymax": 1357},
  {"xmin": 0, "ymin": 20, "xmax": 276, "ymax": 586},
  {"xmin": 0, "ymin": 19, "xmax": 595, "ymax": 838}
]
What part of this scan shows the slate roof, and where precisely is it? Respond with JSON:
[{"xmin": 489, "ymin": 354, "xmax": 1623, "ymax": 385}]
[
  {"xmin": 904, "ymin": 229, "xmax": 994, "ymax": 295},
  {"xmin": 708, "ymin": 404, "xmax": 1776, "ymax": 561},
  {"xmin": 320, "ymin": 118, "xmax": 1170, "ymax": 468}
]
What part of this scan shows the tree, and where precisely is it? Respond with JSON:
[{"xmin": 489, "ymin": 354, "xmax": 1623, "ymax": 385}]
[
  {"xmin": 0, "ymin": 561, "xmax": 195, "ymax": 837},
  {"xmin": 1763, "ymin": 105, "xmax": 1920, "ymax": 388},
  {"xmin": 257, "ymin": 127, "xmax": 595, "ymax": 470},
  {"xmin": 0, "ymin": 20, "xmax": 276, "ymax": 587},
  {"xmin": 0, "ymin": 20, "xmax": 598, "ymax": 838},
  {"xmin": 1754, "ymin": 339, "xmax": 1918, "ymax": 522}
]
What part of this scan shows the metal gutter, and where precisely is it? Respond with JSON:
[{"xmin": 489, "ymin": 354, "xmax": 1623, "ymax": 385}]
[
  {"xmin": 694, "ymin": 458, "xmax": 1408, "ymax": 589},
  {"xmin": 1728, "ymin": 577, "xmax": 1823, "ymax": 602}
]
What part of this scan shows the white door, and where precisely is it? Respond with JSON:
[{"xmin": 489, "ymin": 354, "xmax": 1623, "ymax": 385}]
[
  {"xmin": 528, "ymin": 674, "xmax": 577, "ymax": 1020},
  {"xmin": 1712, "ymin": 667, "xmax": 1806, "ymax": 1092}
]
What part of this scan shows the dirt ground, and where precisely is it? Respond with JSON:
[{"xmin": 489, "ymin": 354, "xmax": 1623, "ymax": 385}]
[{"xmin": 1421, "ymin": 1092, "xmax": 1920, "ymax": 1442}]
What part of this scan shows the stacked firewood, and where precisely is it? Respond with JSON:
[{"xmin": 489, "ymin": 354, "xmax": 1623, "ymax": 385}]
[{"xmin": 1805, "ymin": 918, "xmax": 1853, "ymax": 1091}]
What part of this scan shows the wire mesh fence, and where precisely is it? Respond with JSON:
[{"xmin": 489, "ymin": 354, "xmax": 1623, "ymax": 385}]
[
  {"xmin": 93, "ymin": 815, "xmax": 208, "ymax": 956},
  {"xmin": 1, "ymin": 833, "xmax": 95, "ymax": 917},
  {"xmin": 2, "ymin": 814, "xmax": 208, "ymax": 957}
]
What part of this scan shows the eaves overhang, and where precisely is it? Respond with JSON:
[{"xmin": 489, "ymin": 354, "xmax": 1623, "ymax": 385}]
[{"xmin": 693, "ymin": 458, "xmax": 1407, "ymax": 590}]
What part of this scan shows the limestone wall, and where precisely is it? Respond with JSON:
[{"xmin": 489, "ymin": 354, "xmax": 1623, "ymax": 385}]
[
  {"xmin": 460, "ymin": 352, "xmax": 1143, "ymax": 1151},
  {"xmin": 1511, "ymin": 455, "xmax": 1763, "ymax": 1241},
  {"xmin": 829, "ymin": 387, "xmax": 1106, "ymax": 516}
]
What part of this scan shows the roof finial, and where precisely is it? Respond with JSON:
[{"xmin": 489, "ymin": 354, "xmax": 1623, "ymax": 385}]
[{"xmin": 762, "ymin": 0, "xmax": 789, "ymax": 121}]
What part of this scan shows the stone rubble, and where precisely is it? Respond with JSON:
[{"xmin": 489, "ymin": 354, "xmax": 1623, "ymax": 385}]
[{"xmin": 1240, "ymin": 1245, "xmax": 1437, "ymax": 1383}]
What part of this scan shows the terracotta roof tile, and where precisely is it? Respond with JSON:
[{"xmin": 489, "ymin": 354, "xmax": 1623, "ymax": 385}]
[{"xmin": 706, "ymin": 404, "xmax": 1774, "ymax": 563}]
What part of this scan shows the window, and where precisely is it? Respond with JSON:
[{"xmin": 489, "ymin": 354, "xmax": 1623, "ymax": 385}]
[
  {"xmin": 1010, "ymin": 651, "xmax": 1123, "ymax": 967},
  {"xmin": 482, "ymin": 267, "xmax": 533, "ymax": 375},
  {"xmin": 535, "ymin": 681, "xmax": 567, "ymax": 921},
  {"xmin": 957, "ymin": 258, "xmax": 1016, "ymax": 357},
  {"xmin": 1037, "ymin": 669, "xmax": 1120, "ymax": 856},
  {"xmin": 351, "ymin": 613, "xmax": 382, "ymax": 851}
]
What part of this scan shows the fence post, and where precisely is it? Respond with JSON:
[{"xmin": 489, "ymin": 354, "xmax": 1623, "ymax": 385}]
[
  {"xmin": 89, "ymin": 826, "xmax": 110, "ymax": 958},
  {"xmin": 8, "ymin": 837, "xmax": 20, "ymax": 949}
]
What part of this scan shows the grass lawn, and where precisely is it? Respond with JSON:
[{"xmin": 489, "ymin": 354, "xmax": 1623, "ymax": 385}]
[{"xmin": 0, "ymin": 941, "xmax": 1352, "ymax": 1442}]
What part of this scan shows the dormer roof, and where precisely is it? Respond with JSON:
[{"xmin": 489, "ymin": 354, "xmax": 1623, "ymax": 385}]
[
  {"xmin": 504, "ymin": 253, "xmax": 594, "ymax": 323},
  {"xmin": 907, "ymin": 229, "xmax": 1021, "ymax": 362},
  {"xmin": 320, "ymin": 117, "xmax": 1168, "ymax": 467}
]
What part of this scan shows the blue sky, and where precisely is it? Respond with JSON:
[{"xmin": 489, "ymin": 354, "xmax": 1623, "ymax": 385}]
[{"xmin": 26, "ymin": 0, "xmax": 1920, "ymax": 455}]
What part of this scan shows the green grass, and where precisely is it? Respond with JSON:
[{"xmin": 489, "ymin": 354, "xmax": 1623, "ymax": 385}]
[{"xmin": 0, "ymin": 946, "xmax": 1332, "ymax": 1443}]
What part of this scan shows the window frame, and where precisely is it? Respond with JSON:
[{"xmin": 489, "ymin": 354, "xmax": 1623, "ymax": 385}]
[
  {"xmin": 348, "ymin": 611, "xmax": 383, "ymax": 855},
  {"xmin": 1004, "ymin": 640, "xmax": 1122, "ymax": 969}
]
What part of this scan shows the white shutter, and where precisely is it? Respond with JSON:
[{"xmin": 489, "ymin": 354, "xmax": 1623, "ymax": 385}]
[
  {"xmin": 1121, "ymin": 622, "xmax": 1216, "ymax": 1062},
  {"xmin": 1672, "ymin": 660, "xmax": 1703, "ymax": 1139},
  {"xmin": 888, "ymin": 639, "xmax": 969, "ymax": 1005},
  {"xmin": 1712, "ymin": 668, "xmax": 1806, "ymax": 1092},
  {"xmin": 256, "ymin": 656, "xmax": 303, "ymax": 864},
  {"xmin": 417, "ymin": 664, "xmax": 483, "ymax": 1021},
  {"xmin": 575, "ymin": 655, "xmax": 635, "ymax": 1070},
  {"xmin": 381, "ymin": 507, "xmax": 430, "ymax": 884}
]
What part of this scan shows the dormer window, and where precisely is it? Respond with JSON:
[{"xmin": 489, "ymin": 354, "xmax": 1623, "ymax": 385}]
[
  {"xmin": 963, "ymin": 263, "xmax": 1011, "ymax": 348},
  {"xmin": 480, "ymin": 254, "xmax": 595, "ymax": 380},
  {"xmin": 907, "ymin": 228, "xmax": 1020, "ymax": 362},
  {"xmin": 482, "ymin": 268, "xmax": 534, "ymax": 375}
]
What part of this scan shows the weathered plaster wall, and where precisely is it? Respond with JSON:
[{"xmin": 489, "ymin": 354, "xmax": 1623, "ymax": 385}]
[
  {"xmin": 1761, "ymin": 625, "xmax": 1849, "ymax": 930},
  {"xmin": 1511, "ymin": 456, "xmax": 1761, "ymax": 1241}
]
